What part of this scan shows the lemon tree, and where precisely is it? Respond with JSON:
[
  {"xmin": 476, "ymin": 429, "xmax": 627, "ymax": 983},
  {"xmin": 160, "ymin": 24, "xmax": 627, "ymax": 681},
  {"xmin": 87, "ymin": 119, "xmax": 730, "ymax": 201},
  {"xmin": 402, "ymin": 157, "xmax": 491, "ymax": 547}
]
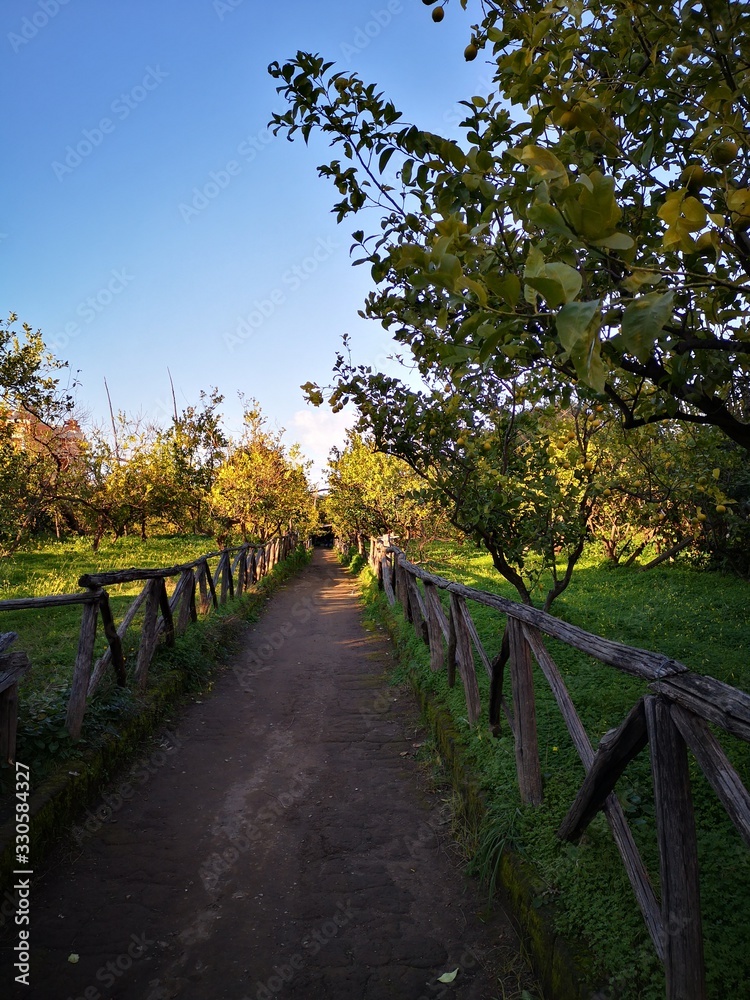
[{"xmin": 271, "ymin": 0, "xmax": 750, "ymax": 449}]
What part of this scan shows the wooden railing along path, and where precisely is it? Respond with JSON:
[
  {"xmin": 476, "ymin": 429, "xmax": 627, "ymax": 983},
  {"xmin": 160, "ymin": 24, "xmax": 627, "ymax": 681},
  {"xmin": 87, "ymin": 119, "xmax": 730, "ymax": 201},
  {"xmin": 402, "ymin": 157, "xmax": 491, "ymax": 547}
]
[
  {"xmin": 0, "ymin": 534, "xmax": 298, "ymax": 751},
  {"xmin": 370, "ymin": 537, "xmax": 750, "ymax": 1000}
]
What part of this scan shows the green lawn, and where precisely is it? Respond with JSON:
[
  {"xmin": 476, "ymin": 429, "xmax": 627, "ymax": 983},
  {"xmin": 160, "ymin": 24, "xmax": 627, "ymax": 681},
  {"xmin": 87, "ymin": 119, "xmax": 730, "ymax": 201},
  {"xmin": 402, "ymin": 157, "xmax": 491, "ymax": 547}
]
[
  {"xmin": 0, "ymin": 534, "xmax": 218, "ymax": 696},
  {"xmin": 370, "ymin": 540, "xmax": 750, "ymax": 999}
]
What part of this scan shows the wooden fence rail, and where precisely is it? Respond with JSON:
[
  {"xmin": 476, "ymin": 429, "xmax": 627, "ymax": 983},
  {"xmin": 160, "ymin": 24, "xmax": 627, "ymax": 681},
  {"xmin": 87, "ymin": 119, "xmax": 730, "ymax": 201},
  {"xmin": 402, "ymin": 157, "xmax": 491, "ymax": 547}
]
[
  {"xmin": 369, "ymin": 536, "xmax": 750, "ymax": 1000},
  {"xmin": 0, "ymin": 533, "xmax": 299, "ymax": 752}
]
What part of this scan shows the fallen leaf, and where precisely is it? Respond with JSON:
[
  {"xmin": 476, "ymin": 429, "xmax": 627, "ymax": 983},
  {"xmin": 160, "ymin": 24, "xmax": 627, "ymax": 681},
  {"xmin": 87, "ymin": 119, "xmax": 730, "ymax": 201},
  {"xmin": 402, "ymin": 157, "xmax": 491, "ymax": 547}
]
[{"xmin": 437, "ymin": 968, "xmax": 459, "ymax": 983}]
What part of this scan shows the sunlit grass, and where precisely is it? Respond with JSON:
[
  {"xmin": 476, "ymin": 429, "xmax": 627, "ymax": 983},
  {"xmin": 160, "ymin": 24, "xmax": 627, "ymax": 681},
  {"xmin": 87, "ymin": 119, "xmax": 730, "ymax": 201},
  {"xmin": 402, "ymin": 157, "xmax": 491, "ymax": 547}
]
[
  {"xmin": 0, "ymin": 534, "xmax": 217, "ymax": 697},
  {"xmin": 382, "ymin": 539, "xmax": 750, "ymax": 998}
]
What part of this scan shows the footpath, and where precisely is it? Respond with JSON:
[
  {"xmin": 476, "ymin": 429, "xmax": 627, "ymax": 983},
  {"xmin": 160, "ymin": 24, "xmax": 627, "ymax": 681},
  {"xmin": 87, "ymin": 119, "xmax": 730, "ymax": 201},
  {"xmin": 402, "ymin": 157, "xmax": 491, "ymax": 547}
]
[{"xmin": 2, "ymin": 549, "xmax": 541, "ymax": 1000}]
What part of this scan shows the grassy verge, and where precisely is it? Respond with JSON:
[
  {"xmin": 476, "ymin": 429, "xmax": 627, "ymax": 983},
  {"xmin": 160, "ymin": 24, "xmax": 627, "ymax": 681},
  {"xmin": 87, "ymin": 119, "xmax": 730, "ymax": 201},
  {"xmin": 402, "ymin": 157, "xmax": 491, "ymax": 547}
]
[
  {"xmin": 0, "ymin": 540, "xmax": 311, "ymax": 889},
  {"xmin": 354, "ymin": 542, "xmax": 750, "ymax": 1000},
  {"xmin": 0, "ymin": 538, "xmax": 307, "ymax": 804}
]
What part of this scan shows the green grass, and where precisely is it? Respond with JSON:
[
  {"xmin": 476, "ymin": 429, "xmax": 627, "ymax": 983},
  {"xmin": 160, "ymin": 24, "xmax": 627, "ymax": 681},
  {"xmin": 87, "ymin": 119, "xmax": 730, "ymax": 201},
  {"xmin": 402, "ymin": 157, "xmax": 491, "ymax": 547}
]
[
  {"xmin": 363, "ymin": 540, "xmax": 750, "ymax": 1000},
  {"xmin": 0, "ymin": 534, "xmax": 306, "ymax": 797},
  {"xmin": 0, "ymin": 534, "xmax": 217, "ymax": 696}
]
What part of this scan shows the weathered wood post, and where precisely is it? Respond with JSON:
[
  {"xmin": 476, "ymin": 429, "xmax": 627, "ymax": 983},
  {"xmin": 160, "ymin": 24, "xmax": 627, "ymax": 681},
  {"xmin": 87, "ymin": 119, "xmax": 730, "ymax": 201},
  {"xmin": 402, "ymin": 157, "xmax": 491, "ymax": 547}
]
[
  {"xmin": 423, "ymin": 582, "xmax": 445, "ymax": 673},
  {"xmin": 235, "ymin": 548, "xmax": 247, "ymax": 597},
  {"xmin": 97, "ymin": 591, "xmax": 126, "ymax": 686},
  {"xmin": 448, "ymin": 594, "xmax": 482, "ymax": 725},
  {"xmin": 0, "ymin": 647, "xmax": 30, "ymax": 763},
  {"xmin": 176, "ymin": 569, "xmax": 196, "ymax": 634},
  {"xmin": 157, "ymin": 578, "xmax": 175, "ymax": 646},
  {"xmin": 66, "ymin": 596, "xmax": 100, "ymax": 739},
  {"xmin": 507, "ymin": 616, "xmax": 543, "ymax": 806},
  {"xmin": 135, "ymin": 578, "xmax": 162, "ymax": 692},
  {"xmin": 645, "ymin": 695, "xmax": 706, "ymax": 1000}
]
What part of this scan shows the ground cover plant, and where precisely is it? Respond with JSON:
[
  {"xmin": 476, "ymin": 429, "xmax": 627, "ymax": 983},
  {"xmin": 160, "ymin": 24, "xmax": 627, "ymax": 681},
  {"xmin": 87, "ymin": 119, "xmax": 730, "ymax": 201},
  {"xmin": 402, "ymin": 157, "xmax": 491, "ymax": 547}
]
[{"xmin": 357, "ymin": 541, "xmax": 750, "ymax": 998}]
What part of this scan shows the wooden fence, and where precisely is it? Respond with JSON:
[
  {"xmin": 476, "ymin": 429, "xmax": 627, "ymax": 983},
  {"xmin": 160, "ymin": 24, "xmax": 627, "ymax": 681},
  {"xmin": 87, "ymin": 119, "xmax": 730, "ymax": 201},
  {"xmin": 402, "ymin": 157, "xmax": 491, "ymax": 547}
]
[
  {"xmin": 370, "ymin": 537, "xmax": 750, "ymax": 1000},
  {"xmin": 0, "ymin": 533, "xmax": 298, "ymax": 750}
]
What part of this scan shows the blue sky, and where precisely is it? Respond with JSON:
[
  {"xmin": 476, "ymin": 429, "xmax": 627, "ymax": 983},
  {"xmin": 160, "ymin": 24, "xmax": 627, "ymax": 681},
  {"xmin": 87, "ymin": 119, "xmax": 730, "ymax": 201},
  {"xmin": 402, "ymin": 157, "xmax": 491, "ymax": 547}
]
[{"xmin": 1, "ymin": 0, "xmax": 488, "ymax": 483}]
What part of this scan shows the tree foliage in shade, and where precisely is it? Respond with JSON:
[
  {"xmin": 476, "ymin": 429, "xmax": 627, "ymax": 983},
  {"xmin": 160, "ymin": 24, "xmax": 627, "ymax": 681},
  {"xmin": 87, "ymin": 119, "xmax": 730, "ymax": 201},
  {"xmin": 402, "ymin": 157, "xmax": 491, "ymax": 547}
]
[
  {"xmin": 271, "ymin": 0, "xmax": 750, "ymax": 449},
  {"xmin": 0, "ymin": 314, "xmax": 77, "ymax": 552}
]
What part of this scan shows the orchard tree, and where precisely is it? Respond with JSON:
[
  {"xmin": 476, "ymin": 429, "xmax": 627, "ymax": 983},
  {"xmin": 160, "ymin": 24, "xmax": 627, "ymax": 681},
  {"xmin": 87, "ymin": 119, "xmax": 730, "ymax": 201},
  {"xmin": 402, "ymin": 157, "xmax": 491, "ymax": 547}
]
[
  {"xmin": 322, "ymin": 359, "xmax": 596, "ymax": 610},
  {"xmin": 270, "ymin": 0, "xmax": 750, "ymax": 449},
  {"xmin": 0, "ymin": 314, "xmax": 78, "ymax": 552},
  {"xmin": 326, "ymin": 429, "xmax": 443, "ymax": 554},
  {"xmin": 210, "ymin": 400, "xmax": 316, "ymax": 542},
  {"xmin": 164, "ymin": 388, "xmax": 228, "ymax": 533}
]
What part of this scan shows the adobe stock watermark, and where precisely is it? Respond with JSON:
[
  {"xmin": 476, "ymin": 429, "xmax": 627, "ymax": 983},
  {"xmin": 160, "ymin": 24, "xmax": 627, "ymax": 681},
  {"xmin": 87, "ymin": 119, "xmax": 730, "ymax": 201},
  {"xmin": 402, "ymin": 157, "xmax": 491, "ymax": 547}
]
[
  {"xmin": 178, "ymin": 118, "xmax": 280, "ymax": 223},
  {"xmin": 48, "ymin": 267, "xmax": 134, "ymax": 353},
  {"xmin": 246, "ymin": 901, "xmax": 356, "ymax": 1000},
  {"xmin": 231, "ymin": 596, "xmax": 316, "ymax": 690},
  {"xmin": 63, "ymin": 930, "xmax": 154, "ymax": 1000},
  {"xmin": 340, "ymin": 2, "xmax": 403, "ymax": 62},
  {"xmin": 222, "ymin": 236, "xmax": 339, "ymax": 353},
  {"xmin": 212, "ymin": 0, "xmax": 245, "ymax": 19},
  {"xmin": 52, "ymin": 66, "xmax": 169, "ymax": 181},
  {"xmin": 71, "ymin": 730, "xmax": 183, "ymax": 844},
  {"xmin": 7, "ymin": 0, "xmax": 72, "ymax": 53},
  {"xmin": 199, "ymin": 771, "xmax": 310, "ymax": 892}
]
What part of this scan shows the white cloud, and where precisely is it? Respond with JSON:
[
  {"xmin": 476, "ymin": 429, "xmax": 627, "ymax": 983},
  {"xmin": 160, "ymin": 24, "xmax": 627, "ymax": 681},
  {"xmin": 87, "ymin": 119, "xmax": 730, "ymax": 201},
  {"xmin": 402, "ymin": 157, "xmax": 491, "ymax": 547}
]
[{"xmin": 290, "ymin": 406, "xmax": 353, "ymax": 488}]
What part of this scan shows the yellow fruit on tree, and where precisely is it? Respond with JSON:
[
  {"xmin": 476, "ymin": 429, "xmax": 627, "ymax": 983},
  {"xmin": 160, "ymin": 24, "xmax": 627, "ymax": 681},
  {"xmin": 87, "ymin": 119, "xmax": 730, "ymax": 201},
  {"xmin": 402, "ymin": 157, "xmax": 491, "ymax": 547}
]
[
  {"xmin": 464, "ymin": 43, "xmax": 478, "ymax": 61},
  {"xmin": 681, "ymin": 163, "xmax": 706, "ymax": 190},
  {"xmin": 584, "ymin": 460, "xmax": 595, "ymax": 472},
  {"xmin": 711, "ymin": 141, "xmax": 739, "ymax": 167},
  {"xmin": 482, "ymin": 441, "xmax": 492, "ymax": 452},
  {"xmin": 696, "ymin": 511, "xmax": 707, "ymax": 522},
  {"xmin": 716, "ymin": 504, "xmax": 727, "ymax": 514},
  {"xmin": 559, "ymin": 110, "xmax": 581, "ymax": 131},
  {"xmin": 432, "ymin": 5, "xmax": 445, "ymax": 21}
]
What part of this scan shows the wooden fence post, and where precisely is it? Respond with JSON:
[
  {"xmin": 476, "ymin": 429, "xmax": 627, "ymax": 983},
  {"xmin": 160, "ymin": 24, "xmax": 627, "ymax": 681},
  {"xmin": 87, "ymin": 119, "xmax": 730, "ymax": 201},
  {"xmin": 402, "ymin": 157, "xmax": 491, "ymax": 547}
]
[
  {"xmin": 176, "ymin": 570, "xmax": 196, "ymax": 634},
  {"xmin": 203, "ymin": 559, "xmax": 218, "ymax": 610},
  {"xmin": 236, "ymin": 548, "xmax": 247, "ymax": 597},
  {"xmin": 66, "ymin": 598, "xmax": 99, "ymax": 739},
  {"xmin": 197, "ymin": 562, "xmax": 210, "ymax": 613},
  {"xmin": 423, "ymin": 582, "xmax": 445, "ymax": 672},
  {"xmin": 645, "ymin": 695, "xmax": 706, "ymax": 1000},
  {"xmin": 448, "ymin": 594, "xmax": 482, "ymax": 725},
  {"xmin": 405, "ymin": 572, "xmax": 429, "ymax": 643},
  {"xmin": 508, "ymin": 616, "xmax": 543, "ymax": 806},
  {"xmin": 0, "ymin": 651, "xmax": 31, "ymax": 763},
  {"xmin": 97, "ymin": 590, "xmax": 126, "ymax": 686},
  {"xmin": 135, "ymin": 578, "xmax": 161, "ymax": 692},
  {"xmin": 157, "ymin": 578, "xmax": 175, "ymax": 647}
]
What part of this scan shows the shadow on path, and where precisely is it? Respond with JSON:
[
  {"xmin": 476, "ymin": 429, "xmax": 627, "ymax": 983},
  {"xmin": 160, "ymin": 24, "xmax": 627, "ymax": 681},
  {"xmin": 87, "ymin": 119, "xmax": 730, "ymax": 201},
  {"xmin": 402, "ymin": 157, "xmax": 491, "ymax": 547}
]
[{"xmin": 3, "ymin": 550, "xmax": 541, "ymax": 1000}]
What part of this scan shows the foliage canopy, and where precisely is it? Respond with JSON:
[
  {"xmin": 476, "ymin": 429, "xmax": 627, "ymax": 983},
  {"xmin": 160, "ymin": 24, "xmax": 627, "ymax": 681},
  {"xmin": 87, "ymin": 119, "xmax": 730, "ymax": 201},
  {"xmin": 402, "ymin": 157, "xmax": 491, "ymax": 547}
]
[{"xmin": 271, "ymin": 0, "xmax": 750, "ymax": 448}]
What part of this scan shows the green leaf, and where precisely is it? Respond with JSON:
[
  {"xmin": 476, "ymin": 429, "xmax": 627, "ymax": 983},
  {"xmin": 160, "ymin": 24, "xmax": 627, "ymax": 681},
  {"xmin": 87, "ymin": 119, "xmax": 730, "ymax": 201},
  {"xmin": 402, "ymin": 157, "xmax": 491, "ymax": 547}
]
[
  {"xmin": 620, "ymin": 291, "xmax": 675, "ymax": 363},
  {"xmin": 436, "ymin": 253, "xmax": 463, "ymax": 291},
  {"xmin": 514, "ymin": 144, "xmax": 569, "ymax": 187},
  {"xmin": 527, "ymin": 202, "xmax": 576, "ymax": 239},
  {"xmin": 525, "ymin": 263, "xmax": 581, "ymax": 308},
  {"xmin": 593, "ymin": 232, "xmax": 635, "ymax": 250},
  {"xmin": 556, "ymin": 300, "xmax": 606, "ymax": 392},
  {"xmin": 486, "ymin": 273, "xmax": 521, "ymax": 307},
  {"xmin": 437, "ymin": 968, "xmax": 459, "ymax": 984},
  {"xmin": 544, "ymin": 262, "xmax": 582, "ymax": 303},
  {"xmin": 557, "ymin": 300, "xmax": 600, "ymax": 354}
]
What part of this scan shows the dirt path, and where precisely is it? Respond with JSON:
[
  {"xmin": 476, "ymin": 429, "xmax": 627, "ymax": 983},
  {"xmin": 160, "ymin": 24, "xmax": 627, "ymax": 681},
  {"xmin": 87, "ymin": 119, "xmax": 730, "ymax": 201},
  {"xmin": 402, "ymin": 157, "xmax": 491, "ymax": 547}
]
[{"xmin": 4, "ymin": 550, "xmax": 540, "ymax": 1000}]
